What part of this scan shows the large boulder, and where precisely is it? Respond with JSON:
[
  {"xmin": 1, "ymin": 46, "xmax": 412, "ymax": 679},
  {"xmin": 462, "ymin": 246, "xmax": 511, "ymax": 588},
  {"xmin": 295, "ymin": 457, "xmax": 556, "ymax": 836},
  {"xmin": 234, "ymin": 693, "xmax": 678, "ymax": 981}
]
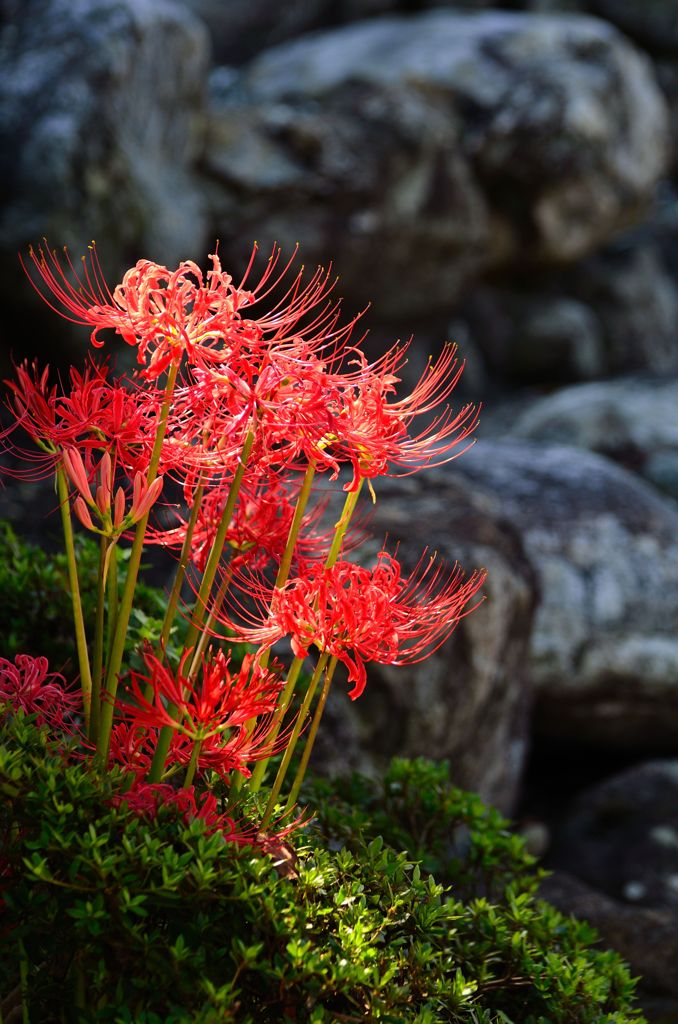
[
  {"xmin": 0, "ymin": 0, "xmax": 210, "ymax": 325},
  {"xmin": 453, "ymin": 238, "xmax": 678, "ymax": 386},
  {"xmin": 205, "ymin": 10, "xmax": 669, "ymax": 317},
  {"xmin": 506, "ymin": 376, "xmax": 678, "ymax": 499},
  {"xmin": 314, "ymin": 470, "xmax": 537, "ymax": 814},
  {"xmin": 548, "ymin": 760, "xmax": 678, "ymax": 915},
  {"xmin": 449, "ymin": 441, "xmax": 678, "ymax": 749}
]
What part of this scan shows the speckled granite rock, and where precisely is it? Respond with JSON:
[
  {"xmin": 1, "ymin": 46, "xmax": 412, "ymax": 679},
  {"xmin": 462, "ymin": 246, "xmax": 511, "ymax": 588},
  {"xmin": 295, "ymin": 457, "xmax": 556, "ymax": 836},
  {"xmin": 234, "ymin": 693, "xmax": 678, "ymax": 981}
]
[
  {"xmin": 506, "ymin": 376, "xmax": 678, "ymax": 499},
  {"xmin": 204, "ymin": 10, "xmax": 669, "ymax": 317},
  {"xmin": 449, "ymin": 441, "xmax": 678, "ymax": 749}
]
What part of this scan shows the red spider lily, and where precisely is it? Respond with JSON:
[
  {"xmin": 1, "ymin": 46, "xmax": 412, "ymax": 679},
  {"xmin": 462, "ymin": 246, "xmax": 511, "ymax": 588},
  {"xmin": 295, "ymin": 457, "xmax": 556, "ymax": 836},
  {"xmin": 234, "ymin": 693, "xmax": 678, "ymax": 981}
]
[
  {"xmin": 329, "ymin": 343, "xmax": 480, "ymax": 490},
  {"xmin": 229, "ymin": 552, "xmax": 487, "ymax": 699},
  {"xmin": 122, "ymin": 648, "xmax": 285, "ymax": 779},
  {"xmin": 106, "ymin": 721, "xmax": 155, "ymax": 777},
  {"xmin": 60, "ymin": 444, "xmax": 164, "ymax": 535},
  {"xmin": 21, "ymin": 243, "xmax": 363, "ymax": 381},
  {"xmin": 111, "ymin": 779, "xmax": 304, "ymax": 848},
  {"xmin": 147, "ymin": 470, "xmax": 341, "ymax": 576},
  {"xmin": 1, "ymin": 360, "xmax": 164, "ymax": 483},
  {"xmin": 0, "ymin": 654, "xmax": 79, "ymax": 732}
]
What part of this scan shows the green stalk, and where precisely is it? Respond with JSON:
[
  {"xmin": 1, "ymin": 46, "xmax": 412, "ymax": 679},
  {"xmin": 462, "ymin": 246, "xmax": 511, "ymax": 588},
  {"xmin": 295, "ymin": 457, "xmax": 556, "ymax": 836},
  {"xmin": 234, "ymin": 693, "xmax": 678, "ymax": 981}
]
[
  {"xmin": 106, "ymin": 545, "xmax": 119, "ymax": 661},
  {"xmin": 183, "ymin": 738, "xmax": 202, "ymax": 788},
  {"xmin": 247, "ymin": 657, "xmax": 303, "ymax": 793},
  {"xmin": 159, "ymin": 476, "xmax": 206, "ymax": 652},
  {"xmin": 286, "ymin": 655, "xmax": 338, "ymax": 810},
  {"xmin": 96, "ymin": 362, "xmax": 178, "ymax": 762},
  {"xmin": 188, "ymin": 564, "xmax": 234, "ymax": 678},
  {"xmin": 260, "ymin": 650, "xmax": 329, "ymax": 829},
  {"xmin": 249, "ymin": 477, "xmax": 365, "ymax": 795},
  {"xmin": 56, "ymin": 465, "xmax": 93, "ymax": 732},
  {"xmin": 183, "ymin": 427, "xmax": 256, "ymax": 653},
  {"xmin": 89, "ymin": 535, "xmax": 109, "ymax": 745},
  {"xmin": 258, "ymin": 460, "xmax": 316, "ymax": 672},
  {"xmin": 148, "ymin": 427, "xmax": 255, "ymax": 784},
  {"xmin": 324, "ymin": 479, "xmax": 364, "ymax": 569}
]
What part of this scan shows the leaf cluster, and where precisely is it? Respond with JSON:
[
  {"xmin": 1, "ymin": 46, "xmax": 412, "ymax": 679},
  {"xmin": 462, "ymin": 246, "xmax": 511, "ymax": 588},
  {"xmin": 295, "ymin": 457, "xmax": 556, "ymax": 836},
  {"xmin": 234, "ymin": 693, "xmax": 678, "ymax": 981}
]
[
  {"xmin": 1, "ymin": 716, "xmax": 643, "ymax": 1024},
  {"xmin": 0, "ymin": 520, "xmax": 184, "ymax": 672}
]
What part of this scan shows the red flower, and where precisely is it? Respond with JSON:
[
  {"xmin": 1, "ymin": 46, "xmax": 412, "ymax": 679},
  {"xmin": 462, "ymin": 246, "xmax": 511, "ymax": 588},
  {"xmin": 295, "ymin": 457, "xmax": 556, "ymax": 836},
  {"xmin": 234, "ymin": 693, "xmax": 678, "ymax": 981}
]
[
  {"xmin": 330, "ymin": 343, "xmax": 479, "ymax": 490},
  {"xmin": 111, "ymin": 778, "xmax": 302, "ymax": 848},
  {"xmin": 0, "ymin": 654, "xmax": 79, "ymax": 733},
  {"xmin": 122, "ymin": 649, "xmax": 285, "ymax": 779},
  {"xmin": 229, "ymin": 552, "xmax": 487, "ymax": 699},
  {"xmin": 21, "ymin": 243, "xmax": 361, "ymax": 382}
]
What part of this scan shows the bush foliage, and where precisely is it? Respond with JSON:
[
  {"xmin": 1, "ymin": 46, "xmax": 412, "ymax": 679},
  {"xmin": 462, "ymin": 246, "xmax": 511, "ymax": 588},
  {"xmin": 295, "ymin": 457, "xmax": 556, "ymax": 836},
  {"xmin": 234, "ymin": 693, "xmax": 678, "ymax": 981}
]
[{"xmin": 1, "ymin": 714, "xmax": 644, "ymax": 1024}]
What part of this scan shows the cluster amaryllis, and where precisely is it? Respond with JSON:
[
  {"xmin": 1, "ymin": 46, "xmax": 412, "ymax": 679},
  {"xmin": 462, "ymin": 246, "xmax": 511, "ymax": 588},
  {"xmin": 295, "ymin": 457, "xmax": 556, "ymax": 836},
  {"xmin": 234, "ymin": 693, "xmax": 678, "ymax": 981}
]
[
  {"xmin": 0, "ymin": 654, "xmax": 79, "ymax": 732},
  {"xmin": 123, "ymin": 649, "xmax": 286, "ymax": 779},
  {"xmin": 2, "ymin": 237, "xmax": 489, "ymax": 847},
  {"xmin": 229, "ymin": 552, "xmax": 487, "ymax": 699},
  {"xmin": 21, "ymin": 243, "xmax": 358, "ymax": 382}
]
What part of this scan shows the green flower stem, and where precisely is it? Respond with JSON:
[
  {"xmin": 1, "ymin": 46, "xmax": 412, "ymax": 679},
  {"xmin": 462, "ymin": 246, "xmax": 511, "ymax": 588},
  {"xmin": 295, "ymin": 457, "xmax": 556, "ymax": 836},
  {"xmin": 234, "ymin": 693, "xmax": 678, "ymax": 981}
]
[
  {"xmin": 275, "ymin": 461, "xmax": 316, "ymax": 588},
  {"xmin": 159, "ymin": 476, "xmax": 206, "ymax": 652},
  {"xmin": 89, "ymin": 535, "xmax": 110, "ymax": 744},
  {"xmin": 96, "ymin": 362, "xmax": 178, "ymax": 762},
  {"xmin": 249, "ymin": 477, "xmax": 365, "ymax": 796},
  {"xmin": 187, "ymin": 565, "xmax": 234, "ymax": 678},
  {"xmin": 260, "ymin": 650, "xmax": 329, "ymax": 829},
  {"xmin": 182, "ymin": 427, "xmax": 255, "ymax": 655},
  {"xmin": 56, "ymin": 464, "xmax": 93, "ymax": 732},
  {"xmin": 258, "ymin": 460, "xmax": 316, "ymax": 673},
  {"xmin": 148, "ymin": 427, "xmax": 255, "ymax": 784},
  {"xmin": 324, "ymin": 478, "xmax": 364, "ymax": 569},
  {"xmin": 286, "ymin": 655, "xmax": 338, "ymax": 811},
  {"xmin": 106, "ymin": 545, "xmax": 118, "ymax": 661},
  {"xmin": 183, "ymin": 739, "xmax": 202, "ymax": 788},
  {"xmin": 247, "ymin": 657, "xmax": 304, "ymax": 793}
]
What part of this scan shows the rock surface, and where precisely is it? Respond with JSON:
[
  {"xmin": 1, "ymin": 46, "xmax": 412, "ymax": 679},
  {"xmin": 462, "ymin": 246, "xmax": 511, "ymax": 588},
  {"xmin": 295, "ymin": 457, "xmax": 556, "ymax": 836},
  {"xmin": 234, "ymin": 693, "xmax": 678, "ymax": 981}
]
[
  {"xmin": 505, "ymin": 376, "xmax": 678, "ymax": 499},
  {"xmin": 204, "ymin": 10, "xmax": 669, "ymax": 317},
  {"xmin": 0, "ymin": 0, "xmax": 209, "ymax": 277},
  {"xmin": 449, "ymin": 441, "xmax": 678, "ymax": 750},
  {"xmin": 314, "ymin": 470, "xmax": 536, "ymax": 814},
  {"xmin": 549, "ymin": 761, "xmax": 678, "ymax": 918}
]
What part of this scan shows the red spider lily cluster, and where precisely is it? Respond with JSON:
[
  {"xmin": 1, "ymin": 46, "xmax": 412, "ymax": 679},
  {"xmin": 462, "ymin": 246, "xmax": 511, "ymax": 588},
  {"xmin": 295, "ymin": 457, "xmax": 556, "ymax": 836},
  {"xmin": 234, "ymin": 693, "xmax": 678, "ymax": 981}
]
[{"xmin": 0, "ymin": 241, "xmax": 486, "ymax": 848}]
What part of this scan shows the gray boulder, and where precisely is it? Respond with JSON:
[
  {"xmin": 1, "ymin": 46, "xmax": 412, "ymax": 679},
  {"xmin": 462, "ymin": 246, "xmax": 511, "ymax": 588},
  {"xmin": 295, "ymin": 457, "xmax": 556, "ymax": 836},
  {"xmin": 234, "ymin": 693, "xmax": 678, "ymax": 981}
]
[
  {"xmin": 0, "ymin": 0, "xmax": 209, "ymax": 275},
  {"xmin": 549, "ymin": 761, "xmax": 678, "ymax": 917},
  {"xmin": 450, "ymin": 441, "xmax": 678, "ymax": 749},
  {"xmin": 314, "ymin": 471, "xmax": 536, "ymax": 814},
  {"xmin": 205, "ymin": 10, "xmax": 669, "ymax": 317},
  {"xmin": 506, "ymin": 376, "xmax": 678, "ymax": 499},
  {"xmin": 589, "ymin": 0, "xmax": 678, "ymax": 55}
]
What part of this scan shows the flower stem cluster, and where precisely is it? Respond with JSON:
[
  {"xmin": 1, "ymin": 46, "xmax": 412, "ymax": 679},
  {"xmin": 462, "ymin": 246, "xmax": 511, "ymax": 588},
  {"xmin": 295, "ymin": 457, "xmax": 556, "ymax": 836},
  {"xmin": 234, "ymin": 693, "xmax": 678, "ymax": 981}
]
[{"xmin": 2, "ymin": 241, "xmax": 487, "ymax": 848}]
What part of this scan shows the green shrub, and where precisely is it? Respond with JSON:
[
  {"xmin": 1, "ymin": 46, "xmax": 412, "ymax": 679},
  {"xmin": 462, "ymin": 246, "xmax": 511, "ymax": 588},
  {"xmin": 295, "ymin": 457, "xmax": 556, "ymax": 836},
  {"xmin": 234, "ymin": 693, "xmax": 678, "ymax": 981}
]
[
  {"xmin": 0, "ymin": 520, "xmax": 184, "ymax": 671},
  {"xmin": 1, "ymin": 715, "xmax": 644, "ymax": 1024}
]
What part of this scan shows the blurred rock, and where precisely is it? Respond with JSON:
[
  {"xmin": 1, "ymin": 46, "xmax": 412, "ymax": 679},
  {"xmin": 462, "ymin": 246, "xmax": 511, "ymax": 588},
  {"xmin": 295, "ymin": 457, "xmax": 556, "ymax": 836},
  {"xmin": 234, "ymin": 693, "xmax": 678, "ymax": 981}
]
[
  {"xmin": 179, "ymin": 0, "xmax": 331, "ymax": 65},
  {"xmin": 506, "ymin": 377, "xmax": 678, "ymax": 499},
  {"xmin": 314, "ymin": 470, "xmax": 536, "ymax": 814},
  {"xmin": 589, "ymin": 0, "xmax": 678, "ymax": 55},
  {"xmin": 457, "ymin": 239, "xmax": 678, "ymax": 387},
  {"xmin": 509, "ymin": 297, "xmax": 606, "ymax": 382},
  {"xmin": 570, "ymin": 243, "xmax": 678, "ymax": 374},
  {"xmin": 450, "ymin": 442, "xmax": 678, "ymax": 749},
  {"xmin": 549, "ymin": 762, "xmax": 678, "ymax": 919},
  {"xmin": 0, "ymin": 0, "xmax": 209, "ymax": 306},
  {"xmin": 204, "ymin": 10, "xmax": 669, "ymax": 317}
]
